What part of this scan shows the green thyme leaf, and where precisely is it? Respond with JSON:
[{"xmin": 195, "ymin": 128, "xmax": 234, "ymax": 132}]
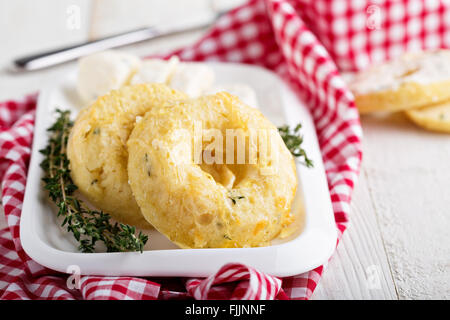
[
  {"xmin": 278, "ymin": 123, "xmax": 314, "ymax": 168},
  {"xmin": 228, "ymin": 194, "xmax": 245, "ymax": 205},
  {"xmin": 40, "ymin": 109, "xmax": 148, "ymax": 253}
]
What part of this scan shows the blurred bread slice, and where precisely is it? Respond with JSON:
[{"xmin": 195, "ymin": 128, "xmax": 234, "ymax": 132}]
[
  {"xmin": 349, "ymin": 50, "xmax": 450, "ymax": 113},
  {"xmin": 405, "ymin": 101, "xmax": 450, "ymax": 133}
]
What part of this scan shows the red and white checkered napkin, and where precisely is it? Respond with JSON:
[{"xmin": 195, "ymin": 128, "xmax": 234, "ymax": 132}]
[
  {"xmin": 0, "ymin": 0, "xmax": 367, "ymax": 300},
  {"xmin": 293, "ymin": 0, "xmax": 450, "ymax": 71}
]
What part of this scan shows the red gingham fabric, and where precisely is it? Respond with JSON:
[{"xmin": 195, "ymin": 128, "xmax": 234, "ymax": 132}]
[
  {"xmin": 5, "ymin": 0, "xmax": 428, "ymax": 300},
  {"xmin": 186, "ymin": 263, "xmax": 287, "ymax": 300},
  {"xmin": 293, "ymin": 0, "xmax": 450, "ymax": 71}
]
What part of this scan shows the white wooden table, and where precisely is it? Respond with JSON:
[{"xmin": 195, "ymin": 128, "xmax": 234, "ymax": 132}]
[{"xmin": 0, "ymin": 0, "xmax": 448, "ymax": 300}]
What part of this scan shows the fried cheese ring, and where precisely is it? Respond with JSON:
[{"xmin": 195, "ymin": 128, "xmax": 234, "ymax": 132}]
[
  {"xmin": 67, "ymin": 83, "xmax": 187, "ymax": 228},
  {"xmin": 127, "ymin": 92, "xmax": 298, "ymax": 248}
]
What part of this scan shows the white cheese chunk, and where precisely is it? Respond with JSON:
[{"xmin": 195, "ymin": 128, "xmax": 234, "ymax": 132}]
[
  {"xmin": 168, "ymin": 63, "xmax": 215, "ymax": 97},
  {"xmin": 77, "ymin": 50, "xmax": 141, "ymax": 103},
  {"xmin": 130, "ymin": 56, "xmax": 179, "ymax": 85}
]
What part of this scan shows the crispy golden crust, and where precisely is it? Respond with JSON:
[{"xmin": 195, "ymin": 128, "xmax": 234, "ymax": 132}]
[
  {"xmin": 355, "ymin": 80, "xmax": 450, "ymax": 114},
  {"xmin": 127, "ymin": 92, "xmax": 298, "ymax": 248},
  {"xmin": 405, "ymin": 101, "xmax": 450, "ymax": 133},
  {"xmin": 67, "ymin": 83, "xmax": 187, "ymax": 228},
  {"xmin": 350, "ymin": 50, "xmax": 450, "ymax": 113}
]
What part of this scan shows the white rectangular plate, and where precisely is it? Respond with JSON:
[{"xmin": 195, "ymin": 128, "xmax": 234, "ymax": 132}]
[{"xmin": 20, "ymin": 62, "xmax": 337, "ymax": 278}]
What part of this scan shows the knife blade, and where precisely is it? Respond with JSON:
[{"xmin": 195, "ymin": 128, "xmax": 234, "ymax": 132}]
[{"xmin": 11, "ymin": 16, "xmax": 216, "ymax": 72}]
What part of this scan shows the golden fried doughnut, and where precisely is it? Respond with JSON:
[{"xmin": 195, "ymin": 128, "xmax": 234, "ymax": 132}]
[
  {"xmin": 67, "ymin": 83, "xmax": 187, "ymax": 228},
  {"xmin": 127, "ymin": 92, "xmax": 298, "ymax": 248}
]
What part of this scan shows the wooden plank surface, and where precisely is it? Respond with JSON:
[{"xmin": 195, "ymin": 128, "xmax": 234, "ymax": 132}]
[
  {"xmin": 312, "ymin": 169, "xmax": 398, "ymax": 299},
  {"xmin": 89, "ymin": 0, "xmax": 216, "ymax": 39},
  {"xmin": 360, "ymin": 113, "xmax": 450, "ymax": 300},
  {"xmin": 0, "ymin": 0, "xmax": 93, "ymax": 231},
  {"xmin": 0, "ymin": 0, "xmax": 449, "ymax": 300},
  {"xmin": 0, "ymin": 0, "xmax": 92, "ymax": 100}
]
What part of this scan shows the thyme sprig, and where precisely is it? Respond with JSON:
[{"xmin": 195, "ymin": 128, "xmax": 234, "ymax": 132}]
[
  {"xmin": 39, "ymin": 109, "xmax": 148, "ymax": 253},
  {"xmin": 278, "ymin": 123, "xmax": 314, "ymax": 168},
  {"xmin": 228, "ymin": 195, "xmax": 245, "ymax": 205}
]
